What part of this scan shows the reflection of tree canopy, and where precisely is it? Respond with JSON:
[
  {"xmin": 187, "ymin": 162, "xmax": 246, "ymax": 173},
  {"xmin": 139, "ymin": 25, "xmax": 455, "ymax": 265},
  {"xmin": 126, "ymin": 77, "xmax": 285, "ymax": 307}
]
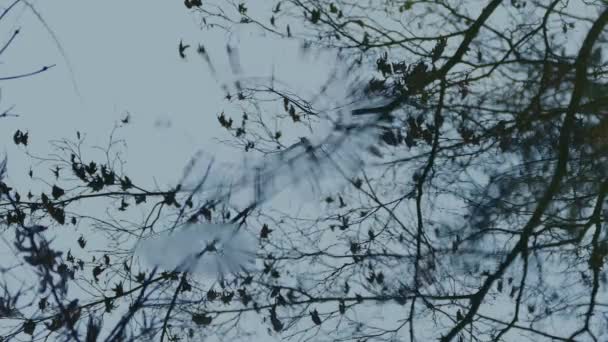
[{"xmin": 3, "ymin": 1, "xmax": 608, "ymax": 342}]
